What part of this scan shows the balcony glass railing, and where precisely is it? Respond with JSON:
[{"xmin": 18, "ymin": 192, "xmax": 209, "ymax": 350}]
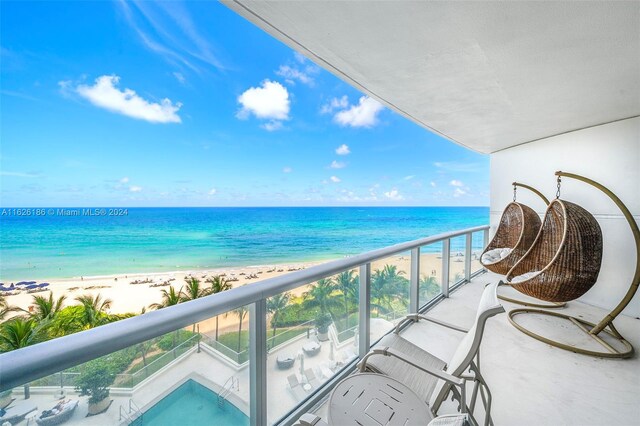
[{"xmin": 0, "ymin": 225, "xmax": 489, "ymax": 426}]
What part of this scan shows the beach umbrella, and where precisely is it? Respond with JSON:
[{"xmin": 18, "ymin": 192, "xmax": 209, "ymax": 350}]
[
  {"xmin": 298, "ymin": 351, "xmax": 305, "ymax": 376},
  {"xmin": 329, "ymin": 341, "xmax": 335, "ymax": 361}
]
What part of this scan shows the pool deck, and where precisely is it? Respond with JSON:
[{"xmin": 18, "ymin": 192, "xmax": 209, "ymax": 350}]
[{"xmin": 9, "ymin": 271, "xmax": 639, "ymax": 425}]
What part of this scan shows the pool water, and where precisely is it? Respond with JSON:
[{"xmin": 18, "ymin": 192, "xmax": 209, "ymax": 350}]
[{"xmin": 140, "ymin": 379, "xmax": 249, "ymax": 426}]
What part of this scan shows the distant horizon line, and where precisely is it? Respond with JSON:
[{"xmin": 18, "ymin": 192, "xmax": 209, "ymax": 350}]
[{"xmin": 0, "ymin": 205, "xmax": 490, "ymax": 209}]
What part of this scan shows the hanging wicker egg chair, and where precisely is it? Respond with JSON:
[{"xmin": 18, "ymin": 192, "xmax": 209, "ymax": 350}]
[
  {"xmin": 480, "ymin": 202, "xmax": 541, "ymax": 275},
  {"xmin": 506, "ymin": 199, "xmax": 603, "ymax": 303}
]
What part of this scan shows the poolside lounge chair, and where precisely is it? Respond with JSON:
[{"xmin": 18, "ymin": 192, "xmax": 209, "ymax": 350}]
[
  {"xmin": 0, "ymin": 400, "xmax": 37, "ymax": 425},
  {"xmin": 318, "ymin": 363, "xmax": 334, "ymax": 380},
  {"xmin": 287, "ymin": 374, "xmax": 308, "ymax": 401},
  {"xmin": 35, "ymin": 399, "xmax": 78, "ymax": 426},
  {"xmin": 303, "ymin": 368, "xmax": 321, "ymax": 389},
  {"xmin": 359, "ymin": 281, "xmax": 503, "ymax": 426}
]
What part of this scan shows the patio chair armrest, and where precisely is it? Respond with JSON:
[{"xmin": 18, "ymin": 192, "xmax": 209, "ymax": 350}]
[
  {"xmin": 395, "ymin": 314, "xmax": 469, "ymax": 334},
  {"xmin": 359, "ymin": 347, "xmax": 464, "ymax": 388},
  {"xmin": 295, "ymin": 413, "xmax": 328, "ymax": 426}
]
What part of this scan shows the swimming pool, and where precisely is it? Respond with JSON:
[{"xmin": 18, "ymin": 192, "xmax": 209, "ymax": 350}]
[{"xmin": 139, "ymin": 379, "xmax": 249, "ymax": 426}]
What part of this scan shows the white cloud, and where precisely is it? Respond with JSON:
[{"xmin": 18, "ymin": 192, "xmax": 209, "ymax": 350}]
[
  {"xmin": 73, "ymin": 75, "xmax": 182, "ymax": 123},
  {"xmin": 453, "ymin": 188, "xmax": 467, "ymax": 197},
  {"xmin": 329, "ymin": 160, "xmax": 346, "ymax": 169},
  {"xmin": 335, "ymin": 144, "xmax": 350, "ymax": 156},
  {"xmin": 330, "ymin": 176, "xmax": 341, "ymax": 183},
  {"xmin": 403, "ymin": 175, "xmax": 415, "ymax": 181},
  {"xmin": 117, "ymin": 1, "xmax": 225, "ymax": 73},
  {"xmin": 261, "ymin": 120, "xmax": 284, "ymax": 131},
  {"xmin": 320, "ymin": 96, "xmax": 349, "ymax": 114},
  {"xmin": 130, "ymin": 185, "xmax": 143, "ymax": 192},
  {"xmin": 237, "ymin": 80, "xmax": 289, "ymax": 130},
  {"xmin": 294, "ymin": 52, "xmax": 307, "ymax": 64},
  {"xmin": 208, "ymin": 188, "xmax": 217, "ymax": 195},
  {"xmin": 1, "ymin": 171, "xmax": 41, "ymax": 178},
  {"xmin": 333, "ymin": 96, "xmax": 384, "ymax": 128},
  {"xmin": 282, "ymin": 167, "xmax": 293, "ymax": 173},
  {"xmin": 430, "ymin": 181, "xmax": 437, "ymax": 187},
  {"xmin": 120, "ymin": 177, "xmax": 130, "ymax": 184},
  {"xmin": 384, "ymin": 188, "xmax": 404, "ymax": 200},
  {"xmin": 173, "ymin": 72, "xmax": 185, "ymax": 84},
  {"xmin": 450, "ymin": 180, "xmax": 464, "ymax": 187},
  {"xmin": 276, "ymin": 65, "xmax": 314, "ymax": 86}
]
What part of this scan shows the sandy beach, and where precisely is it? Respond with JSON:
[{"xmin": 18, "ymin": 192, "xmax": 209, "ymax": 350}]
[{"xmin": 4, "ymin": 253, "xmax": 478, "ymax": 336}]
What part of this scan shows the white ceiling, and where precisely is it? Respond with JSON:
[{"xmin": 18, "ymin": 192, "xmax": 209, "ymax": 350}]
[{"xmin": 223, "ymin": 1, "xmax": 640, "ymax": 154}]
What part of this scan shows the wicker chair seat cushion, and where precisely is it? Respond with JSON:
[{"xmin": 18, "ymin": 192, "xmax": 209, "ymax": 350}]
[
  {"xmin": 481, "ymin": 248, "xmax": 512, "ymax": 265},
  {"xmin": 365, "ymin": 333, "xmax": 447, "ymax": 403},
  {"xmin": 510, "ymin": 271, "xmax": 541, "ymax": 283}
]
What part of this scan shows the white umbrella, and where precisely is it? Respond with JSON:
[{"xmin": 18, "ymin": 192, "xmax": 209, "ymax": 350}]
[
  {"xmin": 298, "ymin": 351, "xmax": 305, "ymax": 376},
  {"xmin": 329, "ymin": 341, "xmax": 335, "ymax": 361}
]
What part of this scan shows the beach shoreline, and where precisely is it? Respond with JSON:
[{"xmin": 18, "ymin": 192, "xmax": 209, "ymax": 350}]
[{"xmin": 4, "ymin": 253, "xmax": 477, "ymax": 311}]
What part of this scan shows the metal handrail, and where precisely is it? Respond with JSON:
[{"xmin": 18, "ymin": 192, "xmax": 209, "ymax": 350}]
[
  {"xmin": 0, "ymin": 225, "xmax": 489, "ymax": 391},
  {"xmin": 218, "ymin": 375, "xmax": 239, "ymax": 407}
]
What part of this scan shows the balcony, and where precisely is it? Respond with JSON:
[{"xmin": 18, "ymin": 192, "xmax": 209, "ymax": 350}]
[{"xmin": 1, "ymin": 224, "xmax": 638, "ymax": 425}]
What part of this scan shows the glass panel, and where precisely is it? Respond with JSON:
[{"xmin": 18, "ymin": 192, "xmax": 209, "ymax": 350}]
[
  {"xmin": 17, "ymin": 305, "xmax": 251, "ymax": 425},
  {"xmin": 419, "ymin": 242, "xmax": 443, "ymax": 308},
  {"xmin": 369, "ymin": 252, "xmax": 411, "ymax": 343},
  {"xmin": 266, "ymin": 269, "xmax": 359, "ymax": 424},
  {"xmin": 471, "ymin": 231, "xmax": 485, "ymax": 274},
  {"xmin": 449, "ymin": 236, "xmax": 466, "ymax": 286}
]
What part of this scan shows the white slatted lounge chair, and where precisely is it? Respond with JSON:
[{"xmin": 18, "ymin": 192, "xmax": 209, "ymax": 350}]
[
  {"xmin": 287, "ymin": 374, "xmax": 308, "ymax": 401},
  {"xmin": 359, "ymin": 281, "xmax": 504, "ymax": 426},
  {"xmin": 0, "ymin": 400, "xmax": 38, "ymax": 425},
  {"xmin": 303, "ymin": 368, "xmax": 321, "ymax": 389}
]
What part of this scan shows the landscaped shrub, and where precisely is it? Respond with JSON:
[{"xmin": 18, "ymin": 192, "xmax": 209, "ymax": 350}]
[
  {"xmin": 75, "ymin": 359, "xmax": 116, "ymax": 404},
  {"xmin": 156, "ymin": 329, "xmax": 196, "ymax": 351},
  {"xmin": 272, "ymin": 303, "xmax": 319, "ymax": 327}
]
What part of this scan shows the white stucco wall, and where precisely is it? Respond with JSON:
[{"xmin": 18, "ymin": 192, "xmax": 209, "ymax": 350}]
[{"xmin": 490, "ymin": 117, "xmax": 640, "ymax": 317}]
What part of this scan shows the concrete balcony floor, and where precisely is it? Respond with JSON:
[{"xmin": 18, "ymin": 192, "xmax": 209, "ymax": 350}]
[{"xmin": 314, "ymin": 271, "xmax": 640, "ymax": 425}]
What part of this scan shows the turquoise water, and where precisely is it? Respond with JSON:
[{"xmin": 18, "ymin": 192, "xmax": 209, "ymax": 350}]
[
  {"xmin": 0, "ymin": 207, "xmax": 488, "ymax": 280},
  {"xmin": 140, "ymin": 379, "xmax": 248, "ymax": 426}
]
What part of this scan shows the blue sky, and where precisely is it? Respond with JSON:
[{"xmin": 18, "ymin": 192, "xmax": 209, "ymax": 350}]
[{"xmin": 0, "ymin": 1, "xmax": 488, "ymax": 207}]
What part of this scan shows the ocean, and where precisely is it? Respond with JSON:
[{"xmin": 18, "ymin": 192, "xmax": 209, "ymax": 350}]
[{"xmin": 0, "ymin": 207, "xmax": 488, "ymax": 281}]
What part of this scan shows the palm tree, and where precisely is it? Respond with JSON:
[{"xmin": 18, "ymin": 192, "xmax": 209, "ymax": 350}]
[
  {"xmin": 0, "ymin": 317, "xmax": 41, "ymax": 398},
  {"xmin": 206, "ymin": 276, "xmax": 232, "ymax": 340},
  {"xmin": 149, "ymin": 286, "xmax": 183, "ymax": 310},
  {"xmin": 232, "ymin": 306, "xmax": 249, "ymax": 352},
  {"xmin": 267, "ymin": 292, "xmax": 290, "ymax": 346},
  {"xmin": 334, "ymin": 270, "xmax": 359, "ymax": 328},
  {"xmin": 26, "ymin": 293, "xmax": 67, "ymax": 321},
  {"xmin": 370, "ymin": 268, "xmax": 392, "ymax": 314},
  {"xmin": 0, "ymin": 295, "xmax": 15, "ymax": 322},
  {"xmin": 134, "ymin": 339, "xmax": 154, "ymax": 373},
  {"xmin": 382, "ymin": 264, "xmax": 409, "ymax": 306},
  {"xmin": 74, "ymin": 294, "xmax": 113, "ymax": 329},
  {"xmin": 419, "ymin": 275, "xmax": 440, "ymax": 302},
  {"xmin": 181, "ymin": 277, "xmax": 210, "ymax": 302},
  {"xmin": 148, "ymin": 286, "xmax": 184, "ymax": 349},
  {"xmin": 303, "ymin": 277, "xmax": 340, "ymax": 317}
]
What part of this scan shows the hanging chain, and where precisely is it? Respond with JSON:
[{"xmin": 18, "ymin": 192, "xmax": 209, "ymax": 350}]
[
  {"xmin": 556, "ymin": 175, "xmax": 562, "ymax": 199},
  {"xmin": 513, "ymin": 184, "xmax": 517, "ymax": 202}
]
